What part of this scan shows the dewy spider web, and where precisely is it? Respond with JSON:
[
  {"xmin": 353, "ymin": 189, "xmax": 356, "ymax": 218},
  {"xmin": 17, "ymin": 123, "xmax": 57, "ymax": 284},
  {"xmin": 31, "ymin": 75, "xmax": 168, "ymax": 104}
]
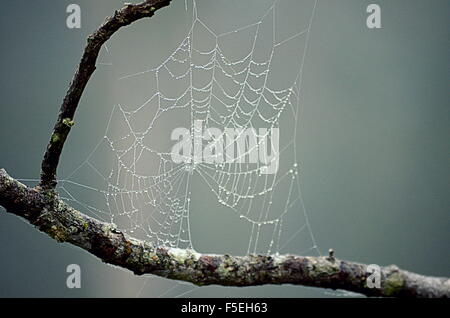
[{"xmin": 53, "ymin": 0, "xmax": 320, "ymax": 262}]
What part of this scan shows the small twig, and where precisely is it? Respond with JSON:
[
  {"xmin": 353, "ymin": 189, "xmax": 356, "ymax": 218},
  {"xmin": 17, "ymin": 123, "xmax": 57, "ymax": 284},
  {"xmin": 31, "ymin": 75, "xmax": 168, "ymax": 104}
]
[{"xmin": 328, "ymin": 248, "xmax": 335, "ymax": 261}]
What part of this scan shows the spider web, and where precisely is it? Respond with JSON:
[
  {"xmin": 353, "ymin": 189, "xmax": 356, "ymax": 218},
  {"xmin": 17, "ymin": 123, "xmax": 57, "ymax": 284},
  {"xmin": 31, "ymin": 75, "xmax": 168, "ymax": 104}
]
[{"xmin": 53, "ymin": 0, "xmax": 320, "ymax": 267}]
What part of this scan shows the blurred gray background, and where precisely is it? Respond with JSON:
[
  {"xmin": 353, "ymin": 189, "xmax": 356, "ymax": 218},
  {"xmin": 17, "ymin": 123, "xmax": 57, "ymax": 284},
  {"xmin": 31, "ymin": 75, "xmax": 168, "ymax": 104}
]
[{"xmin": 0, "ymin": 0, "xmax": 448, "ymax": 297}]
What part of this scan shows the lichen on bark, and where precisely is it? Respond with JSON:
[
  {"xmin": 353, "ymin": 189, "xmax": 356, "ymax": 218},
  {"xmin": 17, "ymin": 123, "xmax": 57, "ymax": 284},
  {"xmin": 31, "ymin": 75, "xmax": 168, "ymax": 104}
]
[{"xmin": 0, "ymin": 0, "xmax": 448, "ymax": 298}]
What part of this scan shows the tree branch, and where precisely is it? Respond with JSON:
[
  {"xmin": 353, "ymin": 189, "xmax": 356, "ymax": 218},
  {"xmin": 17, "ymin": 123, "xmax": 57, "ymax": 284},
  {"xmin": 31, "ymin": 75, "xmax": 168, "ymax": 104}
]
[
  {"xmin": 40, "ymin": 0, "xmax": 172, "ymax": 190},
  {"xmin": 0, "ymin": 169, "xmax": 449, "ymax": 297},
  {"xmin": 1, "ymin": 0, "xmax": 448, "ymax": 298}
]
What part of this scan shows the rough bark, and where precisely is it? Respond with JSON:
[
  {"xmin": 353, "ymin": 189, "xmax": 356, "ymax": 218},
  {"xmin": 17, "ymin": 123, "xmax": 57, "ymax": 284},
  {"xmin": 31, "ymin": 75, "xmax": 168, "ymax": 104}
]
[
  {"xmin": 1, "ymin": 169, "xmax": 449, "ymax": 297},
  {"xmin": 0, "ymin": 0, "xmax": 448, "ymax": 298},
  {"xmin": 40, "ymin": 0, "xmax": 172, "ymax": 190}
]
